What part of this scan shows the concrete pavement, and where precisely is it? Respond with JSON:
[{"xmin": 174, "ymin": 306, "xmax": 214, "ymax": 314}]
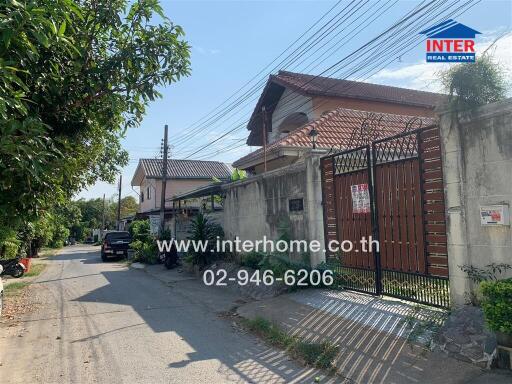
[
  {"xmin": 237, "ymin": 291, "xmax": 512, "ymax": 384},
  {"xmin": 0, "ymin": 245, "xmax": 333, "ymax": 383}
]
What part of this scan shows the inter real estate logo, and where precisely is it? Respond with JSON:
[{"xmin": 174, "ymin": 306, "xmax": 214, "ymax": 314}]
[{"xmin": 420, "ymin": 19, "xmax": 481, "ymax": 63}]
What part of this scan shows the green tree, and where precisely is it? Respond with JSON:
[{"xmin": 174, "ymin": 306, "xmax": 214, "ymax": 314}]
[
  {"xmin": 119, "ymin": 196, "xmax": 139, "ymax": 218},
  {"xmin": 441, "ymin": 55, "xmax": 507, "ymax": 110},
  {"xmin": 0, "ymin": 0, "xmax": 190, "ymax": 234}
]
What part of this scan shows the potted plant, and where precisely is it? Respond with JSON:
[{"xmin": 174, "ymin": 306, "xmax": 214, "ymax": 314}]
[{"xmin": 481, "ymin": 278, "xmax": 512, "ymax": 347}]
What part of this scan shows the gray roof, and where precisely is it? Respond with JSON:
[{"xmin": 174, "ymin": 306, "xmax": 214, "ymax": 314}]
[{"xmin": 139, "ymin": 158, "xmax": 233, "ymax": 179}]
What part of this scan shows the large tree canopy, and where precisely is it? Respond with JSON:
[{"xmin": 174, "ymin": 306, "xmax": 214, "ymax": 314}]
[{"xmin": 0, "ymin": 0, "xmax": 190, "ymax": 229}]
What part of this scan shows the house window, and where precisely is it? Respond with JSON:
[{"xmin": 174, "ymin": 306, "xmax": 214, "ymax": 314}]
[
  {"xmin": 147, "ymin": 186, "xmax": 151, "ymax": 200},
  {"xmin": 289, "ymin": 198, "xmax": 304, "ymax": 212},
  {"xmin": 141, "ymin": 192, "xmax": 144, "ymax": 202}
]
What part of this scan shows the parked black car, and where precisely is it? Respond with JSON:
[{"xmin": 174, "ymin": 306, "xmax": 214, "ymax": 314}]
[{"xmin": 101, "ymin": 231, "xmax": 132, "ymax": 261}]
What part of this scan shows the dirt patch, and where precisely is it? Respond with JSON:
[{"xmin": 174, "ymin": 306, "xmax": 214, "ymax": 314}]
[{"xmin": 1, "ymin": 284, "xmax": 42, "ymax": 327}]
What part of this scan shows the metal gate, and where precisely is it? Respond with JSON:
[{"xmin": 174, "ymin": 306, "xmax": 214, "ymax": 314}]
[{"xmin": 321, "ymin": 125, "xmax": 450, "ymax": 308}]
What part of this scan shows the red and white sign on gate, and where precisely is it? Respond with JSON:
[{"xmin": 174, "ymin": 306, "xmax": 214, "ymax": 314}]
[{"xmin": 350, "ymin": 183, "xmax": 370, "ymax": 214}]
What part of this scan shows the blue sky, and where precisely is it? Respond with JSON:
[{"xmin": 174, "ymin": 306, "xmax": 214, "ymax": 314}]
[{"xmin": 77, "ymin": 0, "xmax": 512, "ymax": 200}]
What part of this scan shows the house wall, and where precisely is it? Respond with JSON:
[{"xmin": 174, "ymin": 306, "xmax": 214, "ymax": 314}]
[
  {"xmin": 252, "ymin": 154, "xmax": 300, "ymax": 174},
  {"xmin": 269, "ymin": 88, "xmax": 313, "ymax": 143},
  {"xmin": 312, "ymin": 96, "xmax": 437, "ymax": 119},
  {"xmin": 222, "ymin": 153, "xmax": 325, "ymax": 266},
  {"xmin": 138, "ymin": 178, "xmax": 214, "ymax": 213},
  {"xmin": 439, "ymin": 99, "xmax": 512, "ymax": 305}
]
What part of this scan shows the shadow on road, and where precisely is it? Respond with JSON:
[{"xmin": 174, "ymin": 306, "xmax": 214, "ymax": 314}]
[{"xmin": 70, "ymin": 247, "xmax": 327, "ymax": 383}]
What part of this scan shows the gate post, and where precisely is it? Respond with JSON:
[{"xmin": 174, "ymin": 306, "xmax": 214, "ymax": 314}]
[{"xmin": 369, "ymin": 145, "xmax": 382, "ymax": 296}]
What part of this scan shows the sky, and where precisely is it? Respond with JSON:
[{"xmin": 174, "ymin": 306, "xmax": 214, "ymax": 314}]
[{"xmin": 77, "ymin": 0, "xmax": 512, "ymax": 200}]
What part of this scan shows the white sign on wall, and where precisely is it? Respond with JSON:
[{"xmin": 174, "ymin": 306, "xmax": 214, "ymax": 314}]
[
  {"xmin": 480, "ymin": 205, "xmax": 510, "ymax": 226},
  {"xmin": 350, "ymin": 183, "xmax": 371, "ymax": 214},
  {"xmin": 149, "ymin": 215, "xmax": 161, "ymax": 235}
]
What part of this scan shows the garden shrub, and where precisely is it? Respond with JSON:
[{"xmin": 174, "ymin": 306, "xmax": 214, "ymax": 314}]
[
  {"xmin": 186, "ymin": 213, "xmax": 224, "ymax": 267},
  {"xmin": 0, "ymin": 227, "xmax": 20, "ymax": 259},
  {"xmin": 481, "ymin": 278, "xmax": 512, "ymax": 334},
  {"xmin": 129, "ymin": 219, "xmax": 158, "ymax": 264},
  {"xmin": 240, "ymin": 251, "xmax": 265, "ymax": 269}
]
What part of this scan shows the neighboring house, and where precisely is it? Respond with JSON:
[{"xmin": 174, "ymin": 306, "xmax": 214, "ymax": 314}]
[
  {"xmin": 234, "ymin": 70, "xmax": 444, "ymax": 173},
  {"xmin": 130, "ymin": 158, "xmax": 232, "ymax": 215}
]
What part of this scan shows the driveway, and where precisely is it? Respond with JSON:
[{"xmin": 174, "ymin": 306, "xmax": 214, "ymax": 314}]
[{"xmin": 0, "ymin": 245, "xmax": 331, "ymax": 383}]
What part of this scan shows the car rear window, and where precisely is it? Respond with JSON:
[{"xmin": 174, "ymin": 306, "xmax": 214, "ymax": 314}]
[{"xmin": 106, "ymin": 232, "xmax": 131, "ymax": 241}]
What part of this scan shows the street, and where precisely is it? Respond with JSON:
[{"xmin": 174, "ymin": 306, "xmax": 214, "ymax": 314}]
[{"xmin": 0, "ymin": 245, "xmax": 327, "ymax": 384}]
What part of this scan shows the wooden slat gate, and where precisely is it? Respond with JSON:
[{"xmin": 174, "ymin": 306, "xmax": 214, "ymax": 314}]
[{"xmin": 321, "ymin": 125, "xmax": 450, "ymax": 308}]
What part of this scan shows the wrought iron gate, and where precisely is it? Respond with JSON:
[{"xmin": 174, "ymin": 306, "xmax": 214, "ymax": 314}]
[{"xmin": 321, "ymin": 125, "xmax": 450, "ymax": 308}]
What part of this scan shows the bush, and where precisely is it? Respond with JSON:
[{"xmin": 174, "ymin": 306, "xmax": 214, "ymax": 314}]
[
  {"xmin": 129, "ymin": 219, "xmax": 158, "ymax": 264},
  {"xmin": 441, "ymin": 55, "xmax": 507, "ymax": 110},
  {"xmin": 0, "ymin": 227, "xmax": 20, "ymax": 259},
  {"xmin": 186, "ymin": 213, "xmax": 224, "ymax": 267},
  {"xmin": 130, "ymin": 239, "xmax": 159, "ymax": 264},
  {"xmin": 129, "ymin": 220, "xmax": 151, "ymax": 242},
  {"xmin": 240, "ymin": 251, "xmax": 265, "ymax": 269},
  {"xmin": 0, "ymin": 238, "xmax": 20, "ymax": 259},
  {"xmin": 481, "ymin": 278, "xmax": 512, "ymax": 334}
]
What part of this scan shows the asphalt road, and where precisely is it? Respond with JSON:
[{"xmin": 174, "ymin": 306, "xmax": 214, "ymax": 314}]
[{"xmin": 0, "ymin": 245, "xmax": 330, "ymax": 384}]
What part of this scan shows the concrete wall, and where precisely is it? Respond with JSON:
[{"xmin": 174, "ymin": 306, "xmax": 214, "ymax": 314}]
[
  {"xmin": 440, "ymin": 99, "xmax": 512, "ymax": 305},
  {"xmin": 222, "ymin": 152, "xmax": 325, "ymax": 266}
]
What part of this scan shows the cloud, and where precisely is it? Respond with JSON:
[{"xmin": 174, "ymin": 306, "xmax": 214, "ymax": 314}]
[
  {"xmin": 368, "ymin": 31, "xmax": 512, "ymax": 94},
  {"xmin": 194, "ymin": 46, "xmax": 221, "ymax": 56}
]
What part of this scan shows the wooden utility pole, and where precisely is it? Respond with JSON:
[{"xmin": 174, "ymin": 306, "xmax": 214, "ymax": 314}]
[
  {"xmin": 101, "ymin": 193, "xmax": 106, "ymax": 235},
  {"xmin": 117, "ymin": 175, "xmax": 122, "ymax": 230},
  {"xmin": 159, "ymin": 124, "xmax": 169, "ymax": 234},
  {"xmin": 262, "ymin": 106, "xmax": 267, "ymax": 172}
]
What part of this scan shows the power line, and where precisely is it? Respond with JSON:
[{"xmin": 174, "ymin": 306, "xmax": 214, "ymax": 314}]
[
  {"xmin": 181, "ymin": 0, "xmax": 478, "ymax": 159},
  {"xmin": 171, "ymin": 0, "xmax": 347, "ymax": 143},
  {"xmin": 173, "ymin": 0, "xmax": 370, "ymax": 147},
  {"xmin": 174, "ymin": 0, "xmax": 435, "ymax": 158},
  {"xmin": 180, "ymin": 0, "xmax": 441, "ymax": 159}
]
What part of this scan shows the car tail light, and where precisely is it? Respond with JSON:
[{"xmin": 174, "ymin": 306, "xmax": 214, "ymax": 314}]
[{"xmin": 103, "ymin": 241, "xmax": 109, "ymax": 249}]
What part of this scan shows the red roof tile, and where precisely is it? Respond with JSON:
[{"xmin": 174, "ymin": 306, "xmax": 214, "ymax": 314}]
[
  {"xmin": 234, "ymin": 108, "xmax": 436, "ymax": 167},
  {"xmin": 273, "ymin": 71, "xmax": 445, "ymax": 108}
]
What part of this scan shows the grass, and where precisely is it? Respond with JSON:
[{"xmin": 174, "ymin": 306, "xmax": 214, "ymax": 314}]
[
  {"xmin": 242, "ymin": 317, "xmax": 339, "ymax": 370},
  {"xmin": 24, "ymin": 262, "xmax": 46, "ymax": 278},
  {"xmin": 4, "ymin": 281, "xmax": 29, "ymax": 296},
  {"xmin": 38, "ymin": 247, "xmax": 60, "ymax": 258}
]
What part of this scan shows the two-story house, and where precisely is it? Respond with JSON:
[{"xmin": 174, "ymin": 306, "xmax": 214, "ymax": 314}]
[
  {"xmin": 131, "ymin": 158, "xmax": 232, "ymax": 215},
  {"xmin": 233, "ymin": 70, "xmax": 445, "ymax": 173}
]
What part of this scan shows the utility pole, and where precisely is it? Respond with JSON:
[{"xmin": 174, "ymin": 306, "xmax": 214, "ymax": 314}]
[
  {"xmin": 102, "ymin": 193, "xmax": 106, "ymax": 230},
  {"xmin": 262, "ymin": 106, "xmax": 267, "ymax": 172},
  {"xmin": 160, "ymin": 124, "xmax": 169, "ymax": 234},
  {"xmin": 117, "ymin": 175, "xmax": 122, "ymax": 230}
]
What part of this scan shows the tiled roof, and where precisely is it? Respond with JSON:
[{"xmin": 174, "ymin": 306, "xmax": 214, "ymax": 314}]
[
  {"xmin": 139, "ymin": 159, "xmax": 233, "ymax": 179},
  {"xmin": 234, "ymin": 108, "xmax": 436, "ymax": 167},
  {"xmin": 273, "ymin": 71, "xmax": 445, "ymax": 108}
]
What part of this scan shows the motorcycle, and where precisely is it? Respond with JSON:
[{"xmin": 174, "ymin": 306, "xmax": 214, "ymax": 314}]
[
  {"xmin": 158, "ymin": 242, "xmax": 179, "ymax": 270},
  {"xmin": 0, "ymin": 258, "xmax": 26, "ymax": 278}
]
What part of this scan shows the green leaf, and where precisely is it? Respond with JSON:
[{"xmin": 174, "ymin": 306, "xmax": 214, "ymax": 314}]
[
  {"xmin": 30, "ymin": 30, "xmax": 49, "ymax": 48},
  {"xmin": 58, "ymin": 21, "xmax": 66, "ymax": 36}
]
